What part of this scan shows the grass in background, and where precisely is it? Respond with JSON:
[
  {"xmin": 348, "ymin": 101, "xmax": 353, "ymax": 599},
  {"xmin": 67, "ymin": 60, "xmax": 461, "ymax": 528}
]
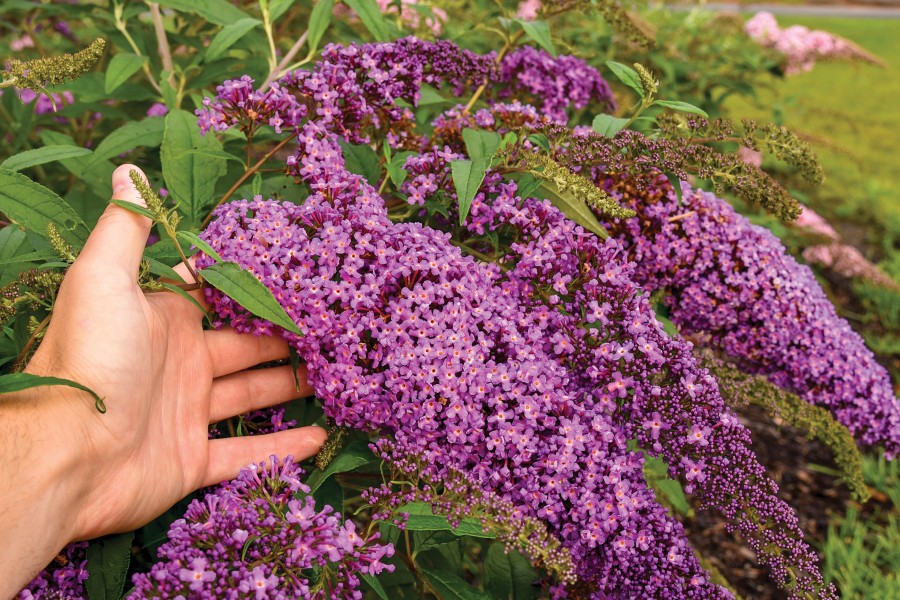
[
  {"xmin": 729, "ymin": 17, "xmax": 900, "ymax": 251},
  {"xmin": 820, "ymin": 454, "xmax": 900, "ymax": 599}
]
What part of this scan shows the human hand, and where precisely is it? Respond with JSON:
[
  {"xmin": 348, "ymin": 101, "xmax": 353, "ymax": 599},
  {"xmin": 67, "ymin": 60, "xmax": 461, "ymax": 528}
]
[{"xmin": 1, "ymin": 164, "xmax": 325, "ymax": 597}]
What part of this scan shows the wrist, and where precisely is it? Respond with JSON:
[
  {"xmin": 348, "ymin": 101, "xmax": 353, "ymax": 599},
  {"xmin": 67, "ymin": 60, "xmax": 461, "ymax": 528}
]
[{"xmin": 0, "ymin": 389, "xmax": 91, "ymax": 597}]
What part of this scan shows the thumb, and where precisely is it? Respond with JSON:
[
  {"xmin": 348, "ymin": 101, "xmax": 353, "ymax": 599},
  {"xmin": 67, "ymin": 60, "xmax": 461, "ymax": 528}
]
[{"xmin": 75, "ymin": 164, "xmax": 153, "ymax": 279}]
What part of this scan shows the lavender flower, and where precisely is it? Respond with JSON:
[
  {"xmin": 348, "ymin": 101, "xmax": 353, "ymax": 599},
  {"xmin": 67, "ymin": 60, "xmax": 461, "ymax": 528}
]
[
  {"xmin": 604, "ymin": 175, "xmax": 900, "ymax": 457},
  {"xmin": 130, "ymin": 456, "xmax": 394, "ymax": 599},
  {"xmin": 17, "ymin": 542, "xmax": 88, "ymax": 600},
  {"xmin": 497, "ymin": 45, "xmax": 617, "ymax": 123}
]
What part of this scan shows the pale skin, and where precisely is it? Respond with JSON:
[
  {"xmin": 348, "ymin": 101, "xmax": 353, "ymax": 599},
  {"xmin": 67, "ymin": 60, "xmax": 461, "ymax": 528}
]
[{"xmin": 0, "ymin": 164, "xmax": 326, "ymax": 599}]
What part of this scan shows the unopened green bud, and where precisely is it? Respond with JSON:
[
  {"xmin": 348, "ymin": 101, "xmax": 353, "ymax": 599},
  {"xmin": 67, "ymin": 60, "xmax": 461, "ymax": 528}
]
[
  {"xmin": 3, "ymin": 38, "xmax": 105, "ymax": 93},
  {"xmin": 633, "ymin": 63, "xmax": 659, "ymax": 97}
]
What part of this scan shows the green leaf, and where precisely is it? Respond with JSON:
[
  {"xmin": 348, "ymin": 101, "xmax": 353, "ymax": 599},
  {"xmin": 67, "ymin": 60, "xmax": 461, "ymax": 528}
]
[
  {"xmin": 387, "ymin": 151, "xmax": 416, "ymax": 187},
  {"xmin": 539, "ymin": 181, "xmax": 609, "ymax": 239},
  {"xmin": 525, "ymin": 133, "xmax": 549, "ymax": 151},
  {"xmin": 360, "ymin": 573, "xmax": 389, "ymax": 600},
  {"xmin": 398, "ymin": 502, "xmax": 495, "ymax": 538},
  {"xmin": 337, "ymin": 140, "xmax": 381, "ymax": 186},
  {"xmin": 653, "ymin": 100, "xmax": 709, "ymax": 118},
  {"xmin": 416, "ymin": 85, "xmax": 454, "ymax": 106},
  {"xmin": 305, "ymin": 440, "xmax": 376, "ymax": 493},
  {"xmin": 205, "ymin": 18, "xmax": 261, "ymax": 61},
  {"xmin": 644, "ymin": 455, "xmax": 690, "ymax": 515},
  {"xmin": 105, "ymin": 53, "xmax": 146, "ymax": 94},
  {"xmin": 161, "ymin": 109, "xmax": 228, "ymax": 228},
  {"xmin": 605, "ymin": 61, "xmax": 644, "ymax": 99},
  {"xmin": 90, "ymin": 118, "xmax": 165, "ymax": 165},
  {"xmin": 86, "ymin": 531, "xmax": 134, "ymax": 600},
  {"xmin": 0, "ymin": 146, "xmax": 93, "ymax": 172},
  {"xmin": 664, "ymin": 172, "xmax": 683, "ymax": 204},
  {"xmin": 343, "ymin": 0, "xmax": 389, "ymax": 41},
  {"xmin": 268, "ymin": 0, "xmax": 294, "ymax": 21},
  {"xmin": 413, "ymin": 529, "xmax": 459, "ymax": 554},
  {"xmin": 0, "ymin": 226, "xmax": 33, "ymax": 284},
  {"xmin": 155, "ymin": 0, "xmax": 250, "ymax": 25},
  {"xmin": 0, "ymin": 168, "xmax": 89, "ymax": 248},
  {"xmin": 176, "ymin": 231, "xmax": 223, "ymax": 262},
  {"xmin": 0, "ymin": 373, "xmax": 104, "ymax": 412},
  {"xmin": 484, "ymin": 544, "xmax": 540, "ymax": 600},
  {"xmin": 515, "ymin": 19, "xmax": 556, "ymax": 57},
  {"xmin": 419, "ymin": 568, "xmax": 493, "ymax": 600},
  {"xmin": 451, "ymin": 159, "xmax": 489, "ymax": 225},
  {"xmin": 199, "ymin": 261, "xmax": 303, "ymax": 335},
  {"xmin": 307, "ymin": 0, "xmax": 335, "ymax": 55},
  {"xmin": 508, "ymin": 173, "xmax": 542, "ymax": 199},
  {"xmin": 145, "ymin": 257, "xmax": 185, "ymax": 283},
  {"xmin": 592, "ymin": 114, "xmax": 630, "ymax": 137},
  {"xmin": 311, "ymin": 474, "xmax": 343, "ymax": 516},
  {"xmin": 461, "ymin": 128, "xmax": 502, "ymax": 162},
  {"xmin": 109, "ymin": 199, "xmax": 155, "ymax": 221}
]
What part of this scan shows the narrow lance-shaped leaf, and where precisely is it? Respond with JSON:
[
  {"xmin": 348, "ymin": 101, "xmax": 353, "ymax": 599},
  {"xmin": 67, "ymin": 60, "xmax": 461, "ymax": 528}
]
[
  {"xmin": 539, "ymin": 181, "xmax": 609, "ymax": 239},
  {"xmin": 307, "ymin": 0, "xmax": 335, "ymax": 56},
  {"xmin": 155, "ymin": 0, "xmax": 250, "ymax": 25},
  {"xmin": 0, "ymin": 372, "xmax": 106, "ymax": 413},
  {"xmin": 85, "ymin": 531, "xmax": 134, "ymax": 600},
  {"xmin": 451, "ymin": 159, "xmax": 489, "ymax": 226},
  {"xmin": 0, "ymin": 168, "xmax": 89, "ymax": 248},
  {"xmin": 515, "ymin": 19, "xmax": 556, "ymax": 57},
  {"xmin": 199, "ymin": 261, "xmax": 303, "ymax": 335},
  {"xmin": 592, "ymin": 114, "xmax": 630, "ymax": 137},
  {"xmin": 104, "ymin": 53, "xmax": 147, "ymax": 94},
  {"xmin": 461, "ymin": 128, "xmax": 502, "ymax": 162},
  {"xmin": 89, "ymin": 118, "xmax": 165, "ymax": 166},
  {"xmin": 204, "ymin": 18, "xmax": 262, "ymax": 61},
  {"xmin": 305, "ymin": 440, "xmax": 376, "ymax": 493},
  {"xmin": 343, "ymin": 0, "xmax": 389, "ymax": 41},
  {"xmin": 484, "ymin": 543, "xmax": 540, "ymax": 600},
  {"xmin": 419, "ymin": 568, "xmax": 494, "ymax": 600},
  {"xmin": 161, "ymin": 109, "xmax": 227, "ymax": 229},
  {"xmin": 0, "ymin": 146, "xmax": 93, "ymax": 172},
  {"xmin": 606, "ymin": 61, "xmax": 645, "ymax": 99},
  {"xmin": 176, "ymin": 230, "xmax": 223, "ymax": 262},
  {"xmin": 653, "ymin": 99, "xmax": 709, "ymax": 118}
]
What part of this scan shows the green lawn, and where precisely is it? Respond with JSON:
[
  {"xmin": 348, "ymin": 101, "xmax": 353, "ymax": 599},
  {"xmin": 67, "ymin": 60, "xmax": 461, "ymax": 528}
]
[{"xmin": 729, "ymin": 16, "xmax": 900, "ymax": 254}]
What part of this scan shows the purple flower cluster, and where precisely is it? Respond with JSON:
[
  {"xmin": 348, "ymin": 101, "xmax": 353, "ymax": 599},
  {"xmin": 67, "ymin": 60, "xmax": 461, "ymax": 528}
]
[
  {"xmin": 189, "ymin": 36, "xmax": 857, "ymax": 596},
  {"xmin": 199, "ymin": 124, "xmax": 728, "ymax": 596},
  {"xmin": 16, "ymin": 542, "xmax": 88, "ymax": 600},
  {"xmin": 497, "ymin": 45, "xmax": 617, "ymax": 123},
  {"xmin": 400, "ymin": 145, "xmax": 835, "ymax": 597},
  {"xmin": 198, "ymin": 37, "xmax": 495, "ymax": 147},
  {"xmin": 604, "ymin": 176, "xmax": 900, "ymax": 457},
  {"xmin": 130, "ymin": 456, "xmax": 394, "ymax": 599}
]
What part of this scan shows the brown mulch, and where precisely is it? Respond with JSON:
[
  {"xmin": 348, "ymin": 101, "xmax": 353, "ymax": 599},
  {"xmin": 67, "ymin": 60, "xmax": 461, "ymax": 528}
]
[{"xmin": 680, "ymin": 403, "xmax": 892, "ymax": 599}]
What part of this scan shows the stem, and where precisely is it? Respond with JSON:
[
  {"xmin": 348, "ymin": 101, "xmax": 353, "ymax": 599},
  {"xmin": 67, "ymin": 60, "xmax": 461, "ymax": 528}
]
[
  {"xmin": 619, "ymin": 96, "xmax": 653, "ymax": 132},
  {"xmin": 114, "ymin": 4, "xmax": 164, "ymax": 95},
  {"xmin": 148, "ymin": 2, "xmax": 175, "ymax": 89},
  {"xmin": 260, "ymin": 30, "xmax": 308, "ymax": 90},
  {"xmin": 13, "ymin": 312, "xmax": 52, "ymax": 372},
  {"xmin": 200, "ymin": 135, "xmax": 294, "ymax": 229},
  {"xmin": 462, "ymin": 29, "xmax": 524, "ymax": 114},
  {"xmin": 261, "ymin": 1, "xmax": 279, "ymax": 72}
]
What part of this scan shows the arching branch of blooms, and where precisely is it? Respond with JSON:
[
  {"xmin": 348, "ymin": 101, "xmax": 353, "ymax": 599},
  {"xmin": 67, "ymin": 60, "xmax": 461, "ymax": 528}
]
[
  {"xmin": 186, "ymin": 36, "xmax": 847, "ymax": 596},
  {"xmin": 597, "ymin": 173, "xmax": 900, "ymax": 458}
]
